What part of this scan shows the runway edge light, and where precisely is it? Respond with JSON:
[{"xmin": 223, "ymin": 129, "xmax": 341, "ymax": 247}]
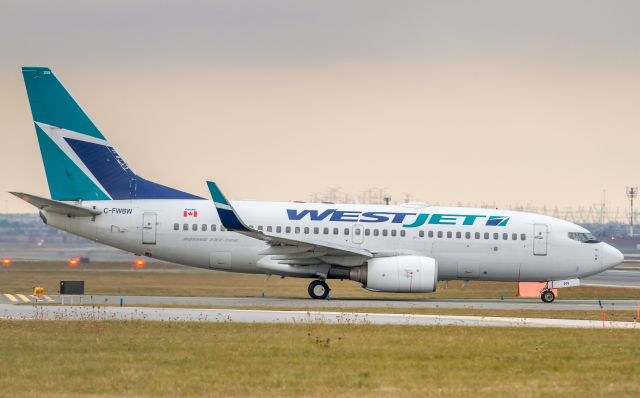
[
  {"xmin": 134, "ymin": 259, "xmax": 145, "ymax": 268},
  {"xmin": 2, "ymin": 258, "xmax": 11, "ymax": 266}
]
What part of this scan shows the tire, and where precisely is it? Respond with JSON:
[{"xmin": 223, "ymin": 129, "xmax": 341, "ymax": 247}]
[
  {"xmin": 308, "ymin": 280, "xmax": 330, "ymax": 299},
  {"xmin": 541, "ymin": 290, "xmax": 555, "ymax": 303}
]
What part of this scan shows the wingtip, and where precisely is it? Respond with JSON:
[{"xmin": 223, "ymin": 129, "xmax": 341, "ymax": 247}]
[{"xmin": 206, "ymin": 181, "xmax": 229, "ymax": 206}]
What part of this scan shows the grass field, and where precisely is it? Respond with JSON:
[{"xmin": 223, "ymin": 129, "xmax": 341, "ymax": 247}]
[
  {"xmin": 0, "ymin": 320, "xmax": 638, "ymax": 397},
  {"xmin": 1, "ymin": 261, "xmax": 639, "ymax": 300}
]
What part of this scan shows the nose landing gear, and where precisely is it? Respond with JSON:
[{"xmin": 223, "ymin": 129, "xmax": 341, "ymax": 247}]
[
  {"xmin": 541, "ymin": 289, "xmax": 556, "ymax": 303},
  {"xmin": 308, "ymin": 280, "xmax": 330, "ymax": 299}
]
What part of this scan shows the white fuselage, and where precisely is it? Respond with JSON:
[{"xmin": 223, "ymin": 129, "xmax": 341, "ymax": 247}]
[{"xmin": 41, "ymin": 199, "xmax": 622, "ymax": 283}]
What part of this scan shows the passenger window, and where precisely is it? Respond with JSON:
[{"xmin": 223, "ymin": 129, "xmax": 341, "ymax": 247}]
[
  {"xmin": 456, "ymin": 231, "xmax": 461, "ymax": 239},
  {"xmin": 283, "ymin": 226, "xmax": 289, "ymax": 233},
  {"xmin": 365, "ymin": 229, "xmax": 371, "ymax": 236},
  {"xmin": 374, "ymin": 229, "xmax": 379, "ymax": 236},
  {"xmin": 428, "ymin": 231, "xmax": 434, "ymax": 238},
  {"xmin": 446, "ymin": 231, "xmax": 452, "ymax": 238},
  {"xmin": 493, "ymin": 233, "xmax": 499, "ymax": 240},
  {"xmin": 344, "ymin": 228, "xmax": 350, "ymax": 235},
  {"xmin": 202, "ymin": 224, "xmax": 208, "ymax": 231},
  {"xmin": 276, "ymin": 226, "xmax": 282, "ymax": 233},
  {"xmin": 419, "ymin": 231, "xmax": 424, "ymax": 238},
  {"xmin": 465, "ymin": 232, "xmax": 471, "ymax": 239},
  {"xmin": 484, "ymin": 232, "xmax": 489, "ymax": 239},
  {"xmin": 183, "ymin": 223, "xmax": 188, "ymax": 231},
  {"xmin": 503, "ymin": 233, "xmax": 508, "ymax": 240},
  {"xmin": 267, "ymin": 226, "xmax": 272, "ymax": 232},
  {"xmin": 355, "ymin": 228, "xmax": 361, "ymax": 235},
  {"xmin": 257, "ymin": 225, "xmax": 263, "ymax": 231},
  {"xmin": 323, "ymin": 227, "xmax": 329, "ymax": 235},
  {"xmin": 400, "ymin": 230, "xmax": 406, "ymax": 237},
  {"xmin": 391, "ymin": 230, "xmax": 397, "ymax": 237},
  {"xmin": 521, "ymin": 234, "xmax": 526, "ymax": 241},
  {"xmin": 212, "ymin": 224, "xmax": 217, "ymax": 231},
  {"xmin": 333, "ymin": 228, "xmax": 339, "ymax": 235},
  {"xmin": 512, "ymin": 233, "xmax": 517, "ymax": 240},
  {"xmin": 173, "ymin": 223, "xmax": 179, "ymax": 231},
  {"xmin": 437, "ymin": 231, "xmax": 443, "ymax": 238},
  {"xmin": 383, "ymin": 230, "xmax": 388, "ymax": 237},
  {"xmin": 313, "ymin": 227, "xmax": 319, "ymax": 234},
  {"xmin": 294, "ymin": 227, "xmax": 300, "ymax": 234},
  {"xmin": 192, "ymin": 224, "xmax": 198, "ymax": 231},
  {"xmin": 304, "ymin": 227, "xmax": 310, "ymax": 234},
  {"xmin": 475, "ymin": 232, "xmax": 480, "ymax": 239}
]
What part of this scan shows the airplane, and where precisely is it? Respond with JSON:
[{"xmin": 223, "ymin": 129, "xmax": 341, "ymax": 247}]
[{"xmin": 12, "ymin": 66, "xmax": 624, "ymax": 303}]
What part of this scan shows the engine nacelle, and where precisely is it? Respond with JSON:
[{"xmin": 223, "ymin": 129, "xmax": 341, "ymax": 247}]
[{"xmin": 348, "ymin": 255, "xmax": 438, "ymax": 293}]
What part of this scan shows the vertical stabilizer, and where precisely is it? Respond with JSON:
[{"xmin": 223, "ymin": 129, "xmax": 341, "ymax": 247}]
[{"xmin": 22, "ymin": 67, "xmax": 201, "ymax": 201}]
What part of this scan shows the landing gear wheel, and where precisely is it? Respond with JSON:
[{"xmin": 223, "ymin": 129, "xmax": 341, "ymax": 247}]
[
  {"xmin": 541, "ymin": 289, "xmax": 555, "ymax": 303},
  {"xmin": 308, "ymin": 280, "xmax": 330, "ymax": 299}
]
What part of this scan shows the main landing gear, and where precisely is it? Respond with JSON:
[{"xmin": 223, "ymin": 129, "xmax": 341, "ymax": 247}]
[
  {"xmin": 541, "ymin": 289, "xmax": 556, "ymax": 303},
  {"xmin": 308, "ymin": 280, "xmax": 330, "ymax": 299}
]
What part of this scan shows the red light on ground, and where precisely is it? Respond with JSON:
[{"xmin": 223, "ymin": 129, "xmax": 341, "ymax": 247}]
[
  {"xmin": 69, "ymin": 258, "xmax": 79, "ymax": 267},
  {"xmin": 134, "ymin": 259, "xmax": 145, "ymax": 268},
  {"xmin": 2, "ymin": 258, "xmax": 11, "ymax": 266}
]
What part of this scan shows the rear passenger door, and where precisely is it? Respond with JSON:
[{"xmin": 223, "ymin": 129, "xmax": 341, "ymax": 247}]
[{"xmin": 142, "ymin": 213, "xmax": 157, "ymax": 244}]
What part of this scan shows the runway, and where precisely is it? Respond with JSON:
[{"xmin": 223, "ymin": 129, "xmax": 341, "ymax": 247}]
[
  {"xmin": 1, "ymin": 304, "xmax": 637, "ymax": 329},
  {"xmin": 1, "ymin": 293, "xmax": 638, "ymax": 312},
  {"xmin": 0, "ymin": 269, "xmax": 637, "ymax": 309},
  {"xmin": 581, "ymin": 269, "xmax": 640, "ymax": 288}
]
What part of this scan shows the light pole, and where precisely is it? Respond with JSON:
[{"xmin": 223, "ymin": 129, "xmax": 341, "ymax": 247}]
[{"xmin": 626, "ymin": 187, "xmax": 637, "ymax": 237}]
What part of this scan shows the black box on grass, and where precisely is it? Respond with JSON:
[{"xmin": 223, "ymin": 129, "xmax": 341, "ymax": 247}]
[{"xmin": 60, "ymin": 280, "xmax": 84, "ymax": 295}]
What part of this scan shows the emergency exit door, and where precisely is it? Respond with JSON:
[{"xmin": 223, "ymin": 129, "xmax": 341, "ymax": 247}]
[
  {"xmin": 142, "ymin": 213, "xmax": 157, "ymax": 244},
  {"xmin": 533, "ymin": 224, "xmax": 548, "ymax": 256},
  {"xmin": 352, "ymin": 224, "xmax": 364, "ymax": 244}
]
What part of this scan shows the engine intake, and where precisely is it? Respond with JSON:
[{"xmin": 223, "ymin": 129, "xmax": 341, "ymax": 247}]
[{"xmin": 331, "ymin": 255, "xmax": 438, "ymax": 293}]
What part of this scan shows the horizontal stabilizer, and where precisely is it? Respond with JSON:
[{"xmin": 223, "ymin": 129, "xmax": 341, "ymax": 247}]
[{"xmin": 10, "ymin": 192, "xmax": 102, "ymax": 217}]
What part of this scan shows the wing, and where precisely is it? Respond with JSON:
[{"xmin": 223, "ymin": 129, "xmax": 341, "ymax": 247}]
[{"xmin": 206, "ymin": 181, "xmax": 372, "ymax": 265}]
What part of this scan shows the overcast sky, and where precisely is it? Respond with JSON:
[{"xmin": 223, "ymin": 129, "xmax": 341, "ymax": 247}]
[{"xmin": 1, "ymin": 1, "xmax": 639, "ymax": 212}]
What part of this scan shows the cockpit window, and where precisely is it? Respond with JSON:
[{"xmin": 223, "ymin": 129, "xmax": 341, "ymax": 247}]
[{"xmin": 568, "ymin": 232, "xmax": 600, "ymax": 243}]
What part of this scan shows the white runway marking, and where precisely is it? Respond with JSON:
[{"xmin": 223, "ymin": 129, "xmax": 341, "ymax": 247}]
[{"xmin": 0, "ymin": 304, "xmax": 638, "ymax": 329}]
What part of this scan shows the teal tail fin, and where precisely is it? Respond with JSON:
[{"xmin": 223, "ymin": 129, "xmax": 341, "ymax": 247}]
[{"xmin": 22, "ymin": 67, "xmax": 201, "ymax": 201}]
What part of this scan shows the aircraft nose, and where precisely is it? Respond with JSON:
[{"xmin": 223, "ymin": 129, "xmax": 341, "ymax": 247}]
[{"xmin": 602, "ymin": 244, "xmax": 624, "ymax": 270}]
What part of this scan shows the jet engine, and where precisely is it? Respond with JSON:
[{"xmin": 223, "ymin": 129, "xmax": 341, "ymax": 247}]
[{"xmin": 330, "ymin": 255, "xmax": 438, "ymax": 293}]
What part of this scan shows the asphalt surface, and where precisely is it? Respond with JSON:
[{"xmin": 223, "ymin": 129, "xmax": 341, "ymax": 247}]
[
  {"xmin": 1, "ymin": 294, "xmax": 637, "ymax": 312},
  {"xmin": 56, "ymin": 295, "xmax": 640, "ymax": 311},
  {"xmin": 1, "ymin": 304, "xmax": 638, "ymax": 329},
  {"xmin": 581, "ymin": 270, "xmax": 640, "ymax": 288}
]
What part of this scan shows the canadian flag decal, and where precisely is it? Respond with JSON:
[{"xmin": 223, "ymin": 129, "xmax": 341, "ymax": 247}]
[{"xmin": 183, "ymin": 209, "xmax": 198, "ymax": 218}]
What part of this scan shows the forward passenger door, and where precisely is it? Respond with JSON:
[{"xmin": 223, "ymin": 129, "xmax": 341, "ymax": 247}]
[{"xmin": 533, "ymin": 224, "xmax": 548, "ymax": 256}]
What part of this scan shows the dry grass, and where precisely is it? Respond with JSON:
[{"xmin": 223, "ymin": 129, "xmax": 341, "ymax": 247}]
[
  {"xmin": 0, "ymin": 320, "xmax": 638, "ymax": 397},
  {"xmin": 1, "ymin": 261, "xmax": 639, "ymax": 300}
]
